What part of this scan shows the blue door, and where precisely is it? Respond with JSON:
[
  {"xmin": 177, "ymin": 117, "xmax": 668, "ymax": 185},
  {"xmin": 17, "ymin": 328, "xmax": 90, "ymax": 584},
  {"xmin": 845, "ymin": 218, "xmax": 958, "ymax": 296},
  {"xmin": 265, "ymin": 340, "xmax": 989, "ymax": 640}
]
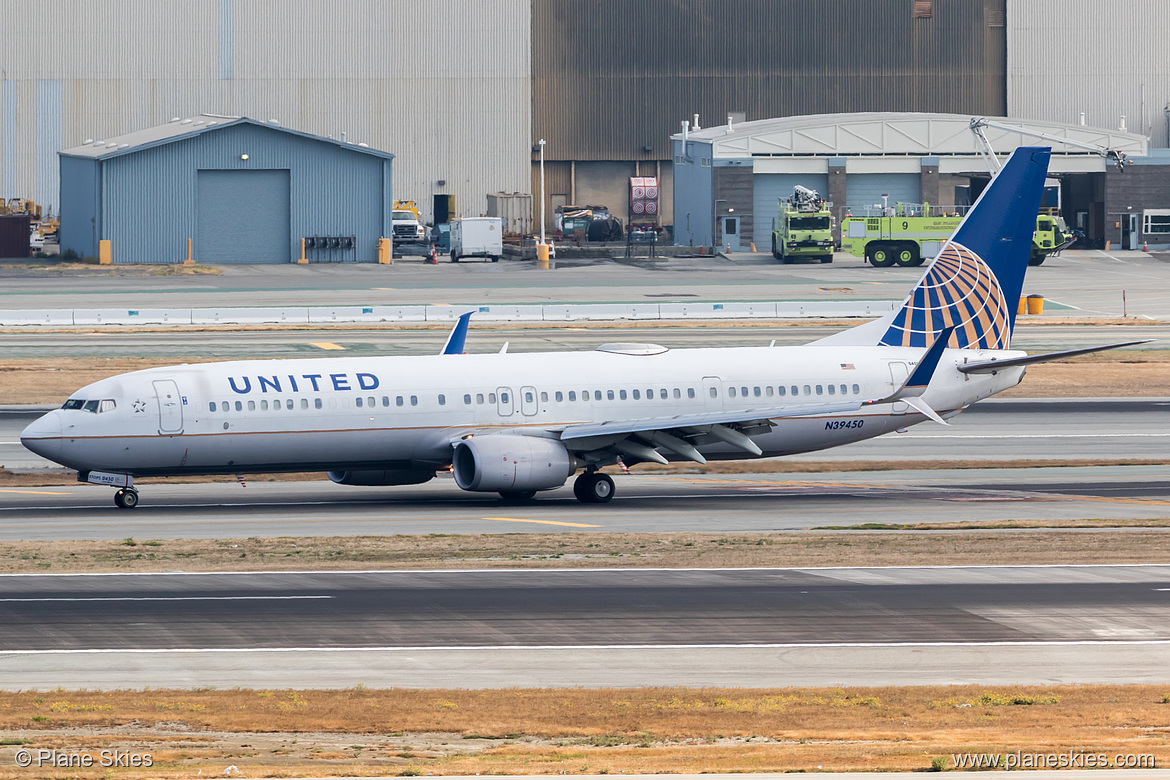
[{"xmin": 197, "ymin": 169, "xmax": 291, "ymax": 263}]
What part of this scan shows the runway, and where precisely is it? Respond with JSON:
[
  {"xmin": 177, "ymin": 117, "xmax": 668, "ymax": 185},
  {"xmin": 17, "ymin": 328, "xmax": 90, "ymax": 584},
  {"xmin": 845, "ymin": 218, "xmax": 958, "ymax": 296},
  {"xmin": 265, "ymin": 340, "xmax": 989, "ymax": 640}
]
[{"xmin": 1, "ymin": 565, "xmax": 1167, "ymax": 688}]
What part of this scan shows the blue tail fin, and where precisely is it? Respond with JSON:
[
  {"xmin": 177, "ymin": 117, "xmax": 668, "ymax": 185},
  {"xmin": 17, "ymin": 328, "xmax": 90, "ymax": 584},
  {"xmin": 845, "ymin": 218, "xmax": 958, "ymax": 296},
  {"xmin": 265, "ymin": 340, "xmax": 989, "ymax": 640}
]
[{"xmin": 878, "ymin": 146, "xmax": 1051, "ymax": 349}]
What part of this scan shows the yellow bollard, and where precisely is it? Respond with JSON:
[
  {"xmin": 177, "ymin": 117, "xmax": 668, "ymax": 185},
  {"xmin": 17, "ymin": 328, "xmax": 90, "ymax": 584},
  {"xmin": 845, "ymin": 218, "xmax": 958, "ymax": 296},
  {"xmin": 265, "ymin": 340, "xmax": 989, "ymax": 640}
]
[
  {"xmin": 1017, "ymin": 297, "xmax": 1027, "ymax": 316},
  {"xmin": 98, "ymin": 239, "xmax": 111, "ymax": 265},
  {"xmin": 297, "ymin": 237, "xmax": 308, "ymax": 264},
  {"xmin": 536, "ymin": 243, "xmax": 550, "ymax": 270},
  {"xmin": 1026, "ymin": 294, "xmax": 1044, "ymax": 315},
  {"xmin": 377, "ymin": 237, "xmax": 392, "ymax": 264},
  {"xmin": 185, "ymin": 238, "xmax": 194, "ymax": 265}
]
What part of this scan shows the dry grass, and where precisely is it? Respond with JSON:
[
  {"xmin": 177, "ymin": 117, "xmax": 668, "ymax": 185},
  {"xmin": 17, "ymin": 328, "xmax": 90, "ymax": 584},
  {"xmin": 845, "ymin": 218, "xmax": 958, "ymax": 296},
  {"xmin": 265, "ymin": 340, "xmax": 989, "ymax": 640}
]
[
  {"xmin": 3, "ymin": 352, "xmax": 1169, "ymax": 404},
  {"xmin": 2, "ymin": 528, "xmax": 1170, "ymax": 574},
  {"xmin": 0, "ymin": 684, "xmax": 1165, "ymax": 777}
]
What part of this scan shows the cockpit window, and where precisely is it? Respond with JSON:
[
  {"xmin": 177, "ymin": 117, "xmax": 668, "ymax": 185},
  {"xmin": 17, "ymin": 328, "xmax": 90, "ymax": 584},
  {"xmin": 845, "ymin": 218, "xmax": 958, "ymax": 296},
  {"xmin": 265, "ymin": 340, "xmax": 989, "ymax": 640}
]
[
  {"xmin": 99, "ymin": 399, "xmax": 116, "ymax": 413},
  {"xmin": 65, "ymin": 398, "xmax": 116, "ymax": 413},
  {"xmin": 62, "ymin": 399, "xmax": 84, "ymax": 410},
  {"xmin": 82, "ymin": 400, "xmax": 100, "ymax": 413}
]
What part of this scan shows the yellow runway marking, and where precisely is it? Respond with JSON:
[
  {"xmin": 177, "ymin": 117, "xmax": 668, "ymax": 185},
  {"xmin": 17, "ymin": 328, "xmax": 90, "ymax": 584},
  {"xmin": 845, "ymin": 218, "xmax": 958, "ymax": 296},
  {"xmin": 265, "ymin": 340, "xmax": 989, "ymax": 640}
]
[
  {"xmin": 483, "ymin": 516, "xmax": 602, "ymax": 528},
  {"xmin": 309, "ymin": 342, "xmax": 346, "ymax": 351},
  {"xmin": 0, "ymin": 489, "xmax": 70, "ymax": 495}
]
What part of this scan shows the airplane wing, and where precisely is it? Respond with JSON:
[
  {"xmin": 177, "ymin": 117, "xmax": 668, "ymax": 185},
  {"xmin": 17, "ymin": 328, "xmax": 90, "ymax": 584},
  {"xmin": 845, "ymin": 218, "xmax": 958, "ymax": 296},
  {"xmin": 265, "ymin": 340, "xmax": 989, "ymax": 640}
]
[{"xmin": 958, "ymin": 339, "xmax": 1152, "ymax": 374}]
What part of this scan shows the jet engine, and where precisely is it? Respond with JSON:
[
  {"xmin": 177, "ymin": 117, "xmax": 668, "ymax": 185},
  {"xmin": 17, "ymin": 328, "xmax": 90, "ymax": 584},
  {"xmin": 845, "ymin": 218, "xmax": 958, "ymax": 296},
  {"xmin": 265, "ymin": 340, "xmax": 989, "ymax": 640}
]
[
  {"xmin": 326, "ymin": 469, "xmax": 434, "ymax": 486},
  {"xmin": 451, "ymin": 435, "xmax": 576, "ymax": 493}
]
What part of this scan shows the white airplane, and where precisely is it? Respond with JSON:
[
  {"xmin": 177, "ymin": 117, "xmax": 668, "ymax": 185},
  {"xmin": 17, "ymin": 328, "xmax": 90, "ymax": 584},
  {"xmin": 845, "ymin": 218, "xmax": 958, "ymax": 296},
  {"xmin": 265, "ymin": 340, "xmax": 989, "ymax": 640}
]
[{"xmin": 22, "ymin": 147, "xmax": 1145, "ymax": 509}]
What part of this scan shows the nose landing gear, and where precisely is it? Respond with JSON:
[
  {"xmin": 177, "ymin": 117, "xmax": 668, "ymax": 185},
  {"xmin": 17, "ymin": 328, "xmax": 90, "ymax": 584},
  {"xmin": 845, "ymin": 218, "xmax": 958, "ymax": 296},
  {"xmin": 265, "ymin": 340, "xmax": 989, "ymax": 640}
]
[{"xmin": 113, "ymin": 488, "xmax": 140, "ymax": 509}]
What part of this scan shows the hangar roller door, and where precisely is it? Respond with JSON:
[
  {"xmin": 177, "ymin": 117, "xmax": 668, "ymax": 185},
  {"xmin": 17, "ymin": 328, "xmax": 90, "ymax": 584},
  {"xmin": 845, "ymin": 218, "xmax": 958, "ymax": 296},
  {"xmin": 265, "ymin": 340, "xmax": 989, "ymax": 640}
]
[
  {"xmin": 752, "ymin": 173, "xmax": 828, "ymax": 250},
  {"xmin": 197, "ymin": 169, "xmax": 291, "ymax": 263},
  {"xmin": 845, "ymin": 174, "xmax": 921, "ymax": 214}
]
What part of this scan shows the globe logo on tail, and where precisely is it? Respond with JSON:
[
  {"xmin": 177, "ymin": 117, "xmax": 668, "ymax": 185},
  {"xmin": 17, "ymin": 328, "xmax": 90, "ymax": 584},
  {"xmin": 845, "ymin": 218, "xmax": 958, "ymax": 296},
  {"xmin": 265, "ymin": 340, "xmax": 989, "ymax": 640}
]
[{"xmin": 880, "ymin": 242, "xmax": 1011, "ymax": 350}]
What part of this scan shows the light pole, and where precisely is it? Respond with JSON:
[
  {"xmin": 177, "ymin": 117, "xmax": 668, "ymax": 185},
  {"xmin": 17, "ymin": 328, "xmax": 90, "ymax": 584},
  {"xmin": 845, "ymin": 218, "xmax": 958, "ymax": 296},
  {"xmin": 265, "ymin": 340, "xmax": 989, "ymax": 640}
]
[{"xmin": 538, "ymin": 139, "xmax": 546, "ymax": 245}]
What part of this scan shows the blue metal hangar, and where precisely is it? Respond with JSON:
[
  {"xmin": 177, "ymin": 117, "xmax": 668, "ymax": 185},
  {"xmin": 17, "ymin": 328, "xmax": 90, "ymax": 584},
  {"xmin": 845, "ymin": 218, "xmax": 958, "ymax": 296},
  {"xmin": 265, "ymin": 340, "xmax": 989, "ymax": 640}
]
[{"xmin": 59, "ymin": 116, "xmax": 393, "ymax": 264}]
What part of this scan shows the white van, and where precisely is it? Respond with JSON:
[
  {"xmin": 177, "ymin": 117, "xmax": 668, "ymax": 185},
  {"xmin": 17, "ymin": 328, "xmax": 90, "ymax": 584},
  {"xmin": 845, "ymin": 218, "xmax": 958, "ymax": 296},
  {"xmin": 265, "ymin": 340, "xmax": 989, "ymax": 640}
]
[{"xmin": 450, "ymin": 217, "xmax": 503, "ymax": 262}]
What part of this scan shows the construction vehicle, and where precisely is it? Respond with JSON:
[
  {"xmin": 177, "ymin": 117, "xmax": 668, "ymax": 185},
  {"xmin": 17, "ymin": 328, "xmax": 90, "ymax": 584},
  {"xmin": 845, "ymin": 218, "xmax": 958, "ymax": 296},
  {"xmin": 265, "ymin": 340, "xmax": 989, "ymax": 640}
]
[
  {"xmin": 841, "ymin": 207, "xmax": 1076, "ymax": 267},
  {"xmin": 771, "ymin": 185, "xmax": 834, "ymax": 263},
  {"xmin": 391, "ymin": 200, "xmax": 427, "ymax": 242}
]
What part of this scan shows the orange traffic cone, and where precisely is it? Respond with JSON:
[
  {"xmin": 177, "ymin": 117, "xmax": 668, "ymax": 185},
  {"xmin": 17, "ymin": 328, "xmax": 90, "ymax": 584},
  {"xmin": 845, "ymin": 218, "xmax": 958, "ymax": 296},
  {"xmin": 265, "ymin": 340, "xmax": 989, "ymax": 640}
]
[{"xmin": 429, "ymin": 245, "xmax": 438, "ymax": 264}]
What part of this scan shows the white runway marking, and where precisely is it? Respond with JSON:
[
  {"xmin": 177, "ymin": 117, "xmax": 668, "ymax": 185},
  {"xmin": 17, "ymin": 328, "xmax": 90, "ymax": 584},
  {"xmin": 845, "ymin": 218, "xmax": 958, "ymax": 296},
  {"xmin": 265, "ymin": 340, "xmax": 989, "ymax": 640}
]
[{"xmin": 0, "ymin": 595, "xmax": 333, "ymax": 602}]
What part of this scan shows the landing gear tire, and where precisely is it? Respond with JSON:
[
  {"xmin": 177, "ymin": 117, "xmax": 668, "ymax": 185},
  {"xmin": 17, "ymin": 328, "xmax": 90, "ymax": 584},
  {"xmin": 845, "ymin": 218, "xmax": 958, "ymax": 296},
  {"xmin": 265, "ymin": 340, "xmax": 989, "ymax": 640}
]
[
  {"xmin": 114, "ymin": 488, "xmax": 139, "ymax": 509},
  {"xmin": 499, "ymin": 490, "xmax": 537, "ymax": 502},
  {"xmin": 894, "ymin": 243, "xmax": 919, "ymax": 267},
  {"xmin": 868, "ymin": 244, "xmax": 896, "ymax": 268},
  {"xmin": 573, "ymin": 472, "xmax": 615, "ymax": 504}
]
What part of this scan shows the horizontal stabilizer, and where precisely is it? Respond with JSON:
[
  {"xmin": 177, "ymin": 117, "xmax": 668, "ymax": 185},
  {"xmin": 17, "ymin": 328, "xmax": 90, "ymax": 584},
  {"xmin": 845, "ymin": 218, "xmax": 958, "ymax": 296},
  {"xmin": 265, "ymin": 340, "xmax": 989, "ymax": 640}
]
[{"xmin": 958, "ymin": 339, "xmax": 1153, "ymax": 374}]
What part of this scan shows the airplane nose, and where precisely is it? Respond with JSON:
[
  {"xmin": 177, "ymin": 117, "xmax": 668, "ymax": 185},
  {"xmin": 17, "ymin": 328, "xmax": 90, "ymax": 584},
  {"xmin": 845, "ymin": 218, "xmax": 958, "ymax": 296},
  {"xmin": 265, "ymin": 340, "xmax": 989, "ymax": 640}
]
[{"xmin": 21, "ymin": 410, "xmax": 63, "ymax": 463}]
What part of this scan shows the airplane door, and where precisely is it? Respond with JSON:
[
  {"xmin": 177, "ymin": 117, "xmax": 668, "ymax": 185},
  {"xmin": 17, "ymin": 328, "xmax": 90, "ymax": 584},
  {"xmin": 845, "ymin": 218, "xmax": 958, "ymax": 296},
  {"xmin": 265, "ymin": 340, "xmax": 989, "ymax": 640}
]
[
  {"xmin": 702, "ymin": 376, "xmax": 724, "ymax": 410},
  {"xmin": 497, "ymin": 387, "xmax": 514, "ymax": 417},
  {"xmin": 887, "ymin": 362, "xmax": 909, "ymax": 415},
  {"xmin": 520, "ymin": 385, "xmax": 538, "ymax": 416},
  {"xmin": 153, "ymin": 379, "xmax": 184, "ymax": 434}
]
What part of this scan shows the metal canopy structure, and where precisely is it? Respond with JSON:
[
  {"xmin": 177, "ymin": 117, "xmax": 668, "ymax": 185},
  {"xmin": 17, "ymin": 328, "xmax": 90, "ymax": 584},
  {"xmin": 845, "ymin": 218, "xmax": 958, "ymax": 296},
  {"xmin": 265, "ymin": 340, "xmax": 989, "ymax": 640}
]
[{"xmin": 676, "ymin": 112, "xmax": 1148, "ymax": 174}]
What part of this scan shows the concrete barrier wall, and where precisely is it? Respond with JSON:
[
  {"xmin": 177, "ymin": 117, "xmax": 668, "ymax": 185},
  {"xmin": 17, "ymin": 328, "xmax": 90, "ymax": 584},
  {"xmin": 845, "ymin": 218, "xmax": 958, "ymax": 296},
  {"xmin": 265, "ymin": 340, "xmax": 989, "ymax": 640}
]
[{"xmin": 0, "ymin": 301, "xmax": 900, "ymax": 327}]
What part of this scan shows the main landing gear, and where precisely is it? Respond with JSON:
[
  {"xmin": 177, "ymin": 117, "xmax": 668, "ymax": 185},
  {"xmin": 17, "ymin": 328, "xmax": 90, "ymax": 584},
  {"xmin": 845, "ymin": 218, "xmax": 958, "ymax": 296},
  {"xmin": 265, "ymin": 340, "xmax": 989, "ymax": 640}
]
[
  {"xmin": 573, "ymin": 471, "xmax": 614, "ymax": 504},
  {"xmin": 113, "ymin": 488, "xmax": 140, "ymax": 509}
]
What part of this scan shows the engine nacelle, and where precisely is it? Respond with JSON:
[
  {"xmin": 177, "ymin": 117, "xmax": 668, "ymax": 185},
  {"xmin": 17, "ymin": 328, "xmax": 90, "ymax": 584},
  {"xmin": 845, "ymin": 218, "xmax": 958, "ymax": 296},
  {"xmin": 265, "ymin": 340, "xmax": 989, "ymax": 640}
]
[
  {"xmin": 452, "ymin": 435, "xmax": 575, "ymax": 493},
  {"xmin": 326, "ymin": 469, "xmax": 434, "ymax": 486}
]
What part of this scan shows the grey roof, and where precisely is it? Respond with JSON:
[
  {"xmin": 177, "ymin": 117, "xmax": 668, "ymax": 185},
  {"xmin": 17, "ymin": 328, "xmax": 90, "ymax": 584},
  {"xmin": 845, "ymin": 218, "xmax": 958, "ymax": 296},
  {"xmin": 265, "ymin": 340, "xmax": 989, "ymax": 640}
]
[{"xmin": 59, "ymin": 115, "xmax": 394, "ymax": 161}]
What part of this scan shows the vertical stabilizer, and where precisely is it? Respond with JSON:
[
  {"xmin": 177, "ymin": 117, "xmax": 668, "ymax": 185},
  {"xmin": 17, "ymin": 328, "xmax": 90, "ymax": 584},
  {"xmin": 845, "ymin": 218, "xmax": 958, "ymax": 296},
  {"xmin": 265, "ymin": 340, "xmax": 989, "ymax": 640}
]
[{"xmin": 814, "ymin": 146, "xmax": 1051, "ymax": 349}]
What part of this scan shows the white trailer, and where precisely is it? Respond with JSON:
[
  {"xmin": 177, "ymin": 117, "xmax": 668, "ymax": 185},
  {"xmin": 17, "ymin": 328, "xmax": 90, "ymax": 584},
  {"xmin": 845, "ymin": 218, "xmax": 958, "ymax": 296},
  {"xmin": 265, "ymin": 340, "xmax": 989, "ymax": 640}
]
[{"xmin": 450, "ymin": 217, "xmax": 503, "ymax": 262}]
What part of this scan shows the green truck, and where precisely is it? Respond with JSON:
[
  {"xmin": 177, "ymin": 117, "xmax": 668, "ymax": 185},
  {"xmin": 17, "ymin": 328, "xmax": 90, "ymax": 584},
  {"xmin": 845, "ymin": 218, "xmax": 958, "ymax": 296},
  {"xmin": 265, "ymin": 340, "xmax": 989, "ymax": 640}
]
[
  {"xmin": 840, "ymin": 204, "xmax": 1075, "ymax": 267},
  {"xmin": 771, "ymin": 186, "xmax": 834, "ymax": 264}
]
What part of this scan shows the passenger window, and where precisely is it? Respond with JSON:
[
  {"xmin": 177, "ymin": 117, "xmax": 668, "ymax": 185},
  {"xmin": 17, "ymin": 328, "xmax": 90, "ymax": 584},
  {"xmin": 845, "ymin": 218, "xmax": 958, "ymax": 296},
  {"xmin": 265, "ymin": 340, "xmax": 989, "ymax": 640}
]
[
  {"xmin": 438, "ymin": 394, "xmax": 446, "ymax": 405},
  {"xmin": 606, "ymin": 390, "xmax": 614, "ymax": 400},
  {"xmin": 541, "ymin": 391, "xmax": 548, "ymax": 402},
  {"xmin": 594, "ymin": 390, "xmax": 602, "ymax": 401},
  {"xmin": 476, "ymin": 393, "xmax": 485, "ymax": 404},
  {"xmin": 778, "ymin": 386, "xmax": 786, "ymax": 396},
  {"xmin": 729, "ymin": 387, "xmax": 737, "ymax": 398},
  {"xmin": 368, "ymin": 397, "xmax": 375, "ymax": 407},
  {"xmin": 568, "ymin": 391, "xmax": 576, "ymax": 401},
  {"xmin": 356, "ymin": 397, "xmax": 364, "ymax": 408},
  {"xmin": 286, "ymin": 399, "xmax": 293, "ymax": 410},
  {"xmin": 234, "ymin": 401, "xmax": 242, "ymax": 411},
  {"xmin": 619, "ymin": 389, "xmax": 627, "ymax": 400},
  {"xmin": 674, "ymin": 388, "xmax": 681, "ymax": 399},
  {"xmin": 222, "ymin": 400, "xmax": 229, "ymax": 410},
  {"xmin": 688, "ymin": 388, "xmax": 696, "ymax": 399},
  {"xmin": 248, "ymin": 400, "xmax": 256, "ymax": 411},
  {"xmin": 315, "ymin": 398, "xmax": 323, "ymax": 409},
  {"xmin": 302, "ymin": 398, "xmax": 309, "ymax": 409},
  {"xmin": 83, "ymin": 400, "xmax": 100, "ymax": 413},
  {"xmin": 489, "ymin": 392, "xmax": 497, "ymax": 404},
  {"xmin": 99, "ymin": 399, "xmax": 116, "ymax": 413},
  {"xmin": 852, "ymin": 384, "xmax": 860, "ymax": 394},
  {"xmin": 272, "ymin": 400, "xmax": 280, "ymax": 411},
  {"xmin": 555, "ymin": 391, "xmax": 563, "ymax": 402},
  {"xmin": 633, "ymin": 389, "xmax": 641, "ymax": 400},
  {"xmin": 765, "ymin": 386, "xmax": 774, "ymax": 397},
  {"xmin": 828, "ymin": 385, "xmax": 836, "ymax": 395},
  {"xmin": 526, "ymin": 391, "xmax": 534, "ymax": 403},
  {"xmin": 500, "ymin": 392, "xmax": 508, "ymax": 404},
  {"xmin": 396, "ymin": 396, "xmax": 404, "ymax": 407},
  {"xmin": 709, "ymin": 387, "xmax": 717, "ymax": 398},
  {"xmin": 840, "ymin": 384, "xmax": 847, "ymax": 394},
  {"xmin": 804, "ymin": 385, "xmax": 811, "ymax": 396},
  {"xmin": 740, "ymin": 386, "xmax": 748, "ymax": 397},
  {"xmin": 209, "ymin": 402, "xmax": 217, "ymax": 412},
  {"xmin": 382, "ymin": 396, "xmax": 390, "ymax": 407},
  {"xmin": 464, "ymin": 394, "xmax": 472, "ymax": 405},
  {"xmin": 792, "ymin": 386, "xmax": 799, "ymax": 396},
  {"xmin": 411, "ymin": 395, "xmax": 418, "ymax": 406},
  {"xmin": 753, "ymin": 387, "xmax": 760, "ymax": 397},
  {"xmin": 816, "ymin": 385, "xmax": 823, "ymax": 395}
]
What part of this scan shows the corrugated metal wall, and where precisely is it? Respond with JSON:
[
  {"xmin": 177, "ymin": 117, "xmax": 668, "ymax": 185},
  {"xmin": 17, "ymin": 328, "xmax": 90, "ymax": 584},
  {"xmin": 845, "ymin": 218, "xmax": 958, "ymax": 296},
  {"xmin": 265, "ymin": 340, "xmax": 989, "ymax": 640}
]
[
  {"xmin": 0, "ymin": 0, "xmax": 529, "ymax": 218},
  {"xmin": 532, "ymin": 0, "xmax": 1007, "ymax": 163},
  {"xmin": 1007, "ymin": 0, "xmax": 1170, "ymax": 147},
  {"xmin": 68, "ymin": 123, "xmax": 390, "ymax": 263}
]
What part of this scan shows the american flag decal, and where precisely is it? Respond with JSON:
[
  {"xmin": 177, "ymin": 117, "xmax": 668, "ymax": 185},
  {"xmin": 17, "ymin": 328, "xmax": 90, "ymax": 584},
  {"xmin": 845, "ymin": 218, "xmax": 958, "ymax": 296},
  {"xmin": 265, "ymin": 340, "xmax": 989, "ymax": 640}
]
[
  {"xmin": 840, "ymin": 363, "xmax": 856, "ymax": 370},
  {"xmin": 879, "ymin": 241, "xmax": 1010, "ymax": 350}
]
